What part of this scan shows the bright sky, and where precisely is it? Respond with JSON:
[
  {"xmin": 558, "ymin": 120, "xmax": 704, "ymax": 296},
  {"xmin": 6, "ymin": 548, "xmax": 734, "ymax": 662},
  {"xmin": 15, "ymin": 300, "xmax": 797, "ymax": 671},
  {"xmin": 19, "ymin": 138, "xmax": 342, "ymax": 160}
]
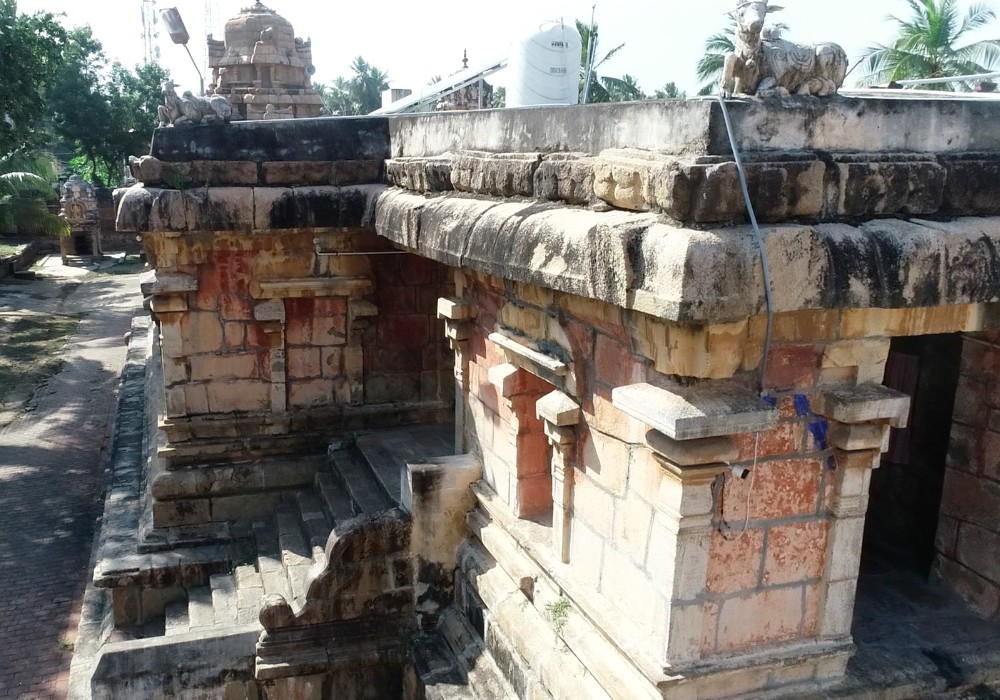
[{"xmin": 14, "ymin": 0, "xmax": 1000, "ymax": 97}]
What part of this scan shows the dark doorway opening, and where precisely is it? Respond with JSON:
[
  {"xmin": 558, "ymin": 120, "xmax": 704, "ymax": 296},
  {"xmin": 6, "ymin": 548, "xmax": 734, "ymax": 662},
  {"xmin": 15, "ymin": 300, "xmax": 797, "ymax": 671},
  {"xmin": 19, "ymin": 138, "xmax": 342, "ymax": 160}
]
[{"xmin": 861, "ymin": 333, "xmax": 963, "ymax": 576}]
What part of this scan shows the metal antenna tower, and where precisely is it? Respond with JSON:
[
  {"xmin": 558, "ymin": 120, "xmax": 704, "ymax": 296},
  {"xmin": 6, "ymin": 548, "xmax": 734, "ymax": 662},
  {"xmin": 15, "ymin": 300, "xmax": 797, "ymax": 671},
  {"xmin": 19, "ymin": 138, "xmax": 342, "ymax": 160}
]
[{"xmin": 141, "ymin": 0, "xmax": 160, "ymax": 63}]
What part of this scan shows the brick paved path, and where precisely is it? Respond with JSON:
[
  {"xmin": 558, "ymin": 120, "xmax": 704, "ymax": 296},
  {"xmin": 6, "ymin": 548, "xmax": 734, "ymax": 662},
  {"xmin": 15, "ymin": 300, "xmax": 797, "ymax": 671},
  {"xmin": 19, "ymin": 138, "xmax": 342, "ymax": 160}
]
[{"xmin": 0, "ymin": 266, "xmax": 140, "ymax": 699}]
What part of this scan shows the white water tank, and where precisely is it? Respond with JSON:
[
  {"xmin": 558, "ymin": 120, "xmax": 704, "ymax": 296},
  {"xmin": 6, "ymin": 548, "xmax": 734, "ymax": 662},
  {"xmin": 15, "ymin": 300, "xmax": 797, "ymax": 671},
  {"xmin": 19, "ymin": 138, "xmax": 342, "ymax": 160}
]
[{"xmin": 506, "ymin": 20, "xmax": 581, "ymax": 108}]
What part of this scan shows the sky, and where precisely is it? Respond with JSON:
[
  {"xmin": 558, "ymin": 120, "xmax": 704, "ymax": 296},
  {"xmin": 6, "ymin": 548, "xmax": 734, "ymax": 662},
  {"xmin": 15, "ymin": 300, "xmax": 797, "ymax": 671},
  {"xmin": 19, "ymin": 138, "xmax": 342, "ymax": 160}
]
[{"xmin": 14, "ymin": 0, "xmax": 1000, "ymax": 97}]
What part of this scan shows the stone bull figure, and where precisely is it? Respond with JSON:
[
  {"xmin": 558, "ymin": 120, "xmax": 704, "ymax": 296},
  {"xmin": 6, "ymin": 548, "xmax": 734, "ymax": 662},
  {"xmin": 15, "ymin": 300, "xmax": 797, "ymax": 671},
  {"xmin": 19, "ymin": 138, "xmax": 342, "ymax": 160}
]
[
  {"xmin": 721, "ymin": 0, "xmax": 848, "ymax": 98},
  {"xmin": 157, "ymin": 80, "xmax": 233, "ymax": 127}
]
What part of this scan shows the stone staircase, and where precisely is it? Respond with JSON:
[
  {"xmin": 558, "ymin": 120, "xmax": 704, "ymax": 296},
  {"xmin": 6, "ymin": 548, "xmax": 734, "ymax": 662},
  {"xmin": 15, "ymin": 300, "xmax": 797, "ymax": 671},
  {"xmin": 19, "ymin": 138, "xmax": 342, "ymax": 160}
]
[{"xmin": 91, "ymin": 424, "xmax": 456, "ymax": 697}]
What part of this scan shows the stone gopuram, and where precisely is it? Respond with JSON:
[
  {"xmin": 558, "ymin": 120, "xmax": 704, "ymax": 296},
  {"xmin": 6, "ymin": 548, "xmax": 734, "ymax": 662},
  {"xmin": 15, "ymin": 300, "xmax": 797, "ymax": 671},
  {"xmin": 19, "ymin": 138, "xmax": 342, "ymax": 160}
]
[
  {"xmin": 81, "ymin": 95, "xmax": 1000, "ymax": 699},
  {"xmin": 207, "ymin": 1, "xmax": 323, "ymax": 121}
]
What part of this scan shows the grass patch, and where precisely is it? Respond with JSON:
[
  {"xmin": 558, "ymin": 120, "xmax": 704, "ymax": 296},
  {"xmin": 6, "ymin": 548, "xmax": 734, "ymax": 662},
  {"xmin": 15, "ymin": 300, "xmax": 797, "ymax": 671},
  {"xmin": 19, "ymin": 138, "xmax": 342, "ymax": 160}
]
[
  {"xmin": 0, "ymin": 243, "xmax": 26, "ymax": 258},
  {"xmin": 0, "ymin": 313, "xmax": 80, "ymax": 422}
]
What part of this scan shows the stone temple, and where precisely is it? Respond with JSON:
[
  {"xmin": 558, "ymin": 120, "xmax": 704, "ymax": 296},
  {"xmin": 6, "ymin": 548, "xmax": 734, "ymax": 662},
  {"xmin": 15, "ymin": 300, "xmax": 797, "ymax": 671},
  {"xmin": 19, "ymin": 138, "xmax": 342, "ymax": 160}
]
[
  {"xmin": 207, "ymin": 2, "xmax": 323, "ymax": 121},
  {"xmin": 72, "ymin": 93, "xmax": 1000, "ymax": 698}
]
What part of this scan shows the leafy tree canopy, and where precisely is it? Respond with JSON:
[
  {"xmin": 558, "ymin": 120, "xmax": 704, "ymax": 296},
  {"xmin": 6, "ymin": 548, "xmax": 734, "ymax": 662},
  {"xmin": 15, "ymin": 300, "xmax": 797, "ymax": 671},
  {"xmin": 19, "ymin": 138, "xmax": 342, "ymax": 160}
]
[
  {"xmin": 0, "ymin": 0, "xmax": 68, "ymax": 156},
  {"xmin": 858, "ymin": 0, "xmax": 1000, "ymax": 89},
  {"xmin": 319, "ymin": 57, "xmax": 390, "ymax": 116}
]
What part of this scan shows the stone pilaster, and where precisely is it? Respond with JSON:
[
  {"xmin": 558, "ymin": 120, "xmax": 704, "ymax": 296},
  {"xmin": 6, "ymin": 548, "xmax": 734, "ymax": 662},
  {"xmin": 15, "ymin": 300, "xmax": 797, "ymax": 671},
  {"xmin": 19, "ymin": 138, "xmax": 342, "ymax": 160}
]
[
  {"xmin": 347, "ymin": 298, "xmax": 378, "ymax": 406},
  {"xmin": 437, "ymin": 296, "xmax": 474, "ymax": 453},
  {"xmin": 254, "ymin": 300, "xmax": 287, "ymax": 413},
  {"xmin": 141, "ymin": 270, "xmax": 199, "ymax": 418},
  {"xmin": 612, "ymin": 380, "xmax": 777, "ymax": 666},
  {"xmin": 813, "ymin": 382, "xmax": 911, "ymax": 640},
  {"xmin": 536, "ymin": 390, "xmax": 581, "ymax": 563}
]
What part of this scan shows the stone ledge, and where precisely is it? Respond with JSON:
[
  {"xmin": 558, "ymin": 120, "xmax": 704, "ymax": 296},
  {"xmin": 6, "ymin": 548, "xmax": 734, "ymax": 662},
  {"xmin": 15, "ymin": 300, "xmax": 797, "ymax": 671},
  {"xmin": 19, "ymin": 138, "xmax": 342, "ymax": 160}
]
[
  {"xmin": 375, "ymin": 186, "xmax": 1000, "ymax": 325},
  {"xmin": 139, "ymin": 270, "xmax": 198, "ymax": 296},
  {"xmin": 816, "ymin": 383, "xmax": 911, "ymax": 428},
  {"xmin": 117, "ymin": 184, "xmax": 387, "ymax": 233},
  {"xmin": 254, "ymin": 276, "xmax": 374, "ymax": 299},
  {"xmin": 612, "ymin": 382, "xmax": 778, "ymax": 441}
]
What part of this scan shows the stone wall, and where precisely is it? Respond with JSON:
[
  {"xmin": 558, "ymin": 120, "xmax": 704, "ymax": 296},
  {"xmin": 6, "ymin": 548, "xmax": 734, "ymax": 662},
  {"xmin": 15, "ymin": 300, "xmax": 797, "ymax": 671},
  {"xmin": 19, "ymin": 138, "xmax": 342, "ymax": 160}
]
[
  {"xmin": 451, "ymin": 268, "xmax": 917, "ymax": 690},
  {"xmin": 936, "ymin": 331, "xmax": 1000, "ymax": 618}
]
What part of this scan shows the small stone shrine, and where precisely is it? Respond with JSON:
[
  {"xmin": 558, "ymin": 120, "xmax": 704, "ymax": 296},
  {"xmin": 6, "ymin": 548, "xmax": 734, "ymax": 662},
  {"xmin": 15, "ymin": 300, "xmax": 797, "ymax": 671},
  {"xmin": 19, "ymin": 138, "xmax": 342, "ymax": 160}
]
[
  {"xmin": 58, "ymin": 173, "xmax": 102, "ymax": 263},
  {"xmin": 206, "ymin": 1, "xmax": 324, "ymax": 120}
]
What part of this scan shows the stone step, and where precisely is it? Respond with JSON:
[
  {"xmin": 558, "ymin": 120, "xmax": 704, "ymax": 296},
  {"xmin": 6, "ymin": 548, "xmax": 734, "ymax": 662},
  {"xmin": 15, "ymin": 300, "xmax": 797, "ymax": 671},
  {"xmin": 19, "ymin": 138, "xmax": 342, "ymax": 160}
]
[
  {"xmin": 316, "ymin": 471, "xmax": 356, "ymax": 527},
  {"xmin": 253, "ymin": 522, "xmax": 294, "ymax": 604},
  {"xmin": 210, "ymin": 573, "xmax": 238, "ymax": 627},
  {"xmin": 275, "ymin": 504, "xmax": 315, "ymax": 607},
  {"xmin": 355, "ymin": 433, "xmax": 405, "ymax": 505},
  {"xmin": 187, "ymin": 585, "xmax": 215, "ymax": 632},
  {"xmin": 296, "ymin": 489, "xmax": 331, "ymax": 563},
  {"xmin": 164, "ymin": 599, "xmax": 189, "ymax": 636},
  {"xmin": 329, "ymin": 446, "xmax": 394, "ymax": 515},
  {"xmin": 409, "ymin": 633, "xmax": 479, "ymax": 700},
  {"xmin": 234, "ymin": 564, "xmax": 265, "ymax": 626}
]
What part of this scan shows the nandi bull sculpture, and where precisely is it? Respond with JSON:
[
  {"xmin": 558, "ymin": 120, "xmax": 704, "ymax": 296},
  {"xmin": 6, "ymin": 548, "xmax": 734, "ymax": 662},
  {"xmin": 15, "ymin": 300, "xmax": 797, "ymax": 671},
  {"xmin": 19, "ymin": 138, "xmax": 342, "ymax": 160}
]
[
  {"xmin": 157, "ymin": 80, "xmax": 233, "ymax": 127},
  {"xmin": 721, "ymin": 1, "xmax": 848, "ymax": 98}
]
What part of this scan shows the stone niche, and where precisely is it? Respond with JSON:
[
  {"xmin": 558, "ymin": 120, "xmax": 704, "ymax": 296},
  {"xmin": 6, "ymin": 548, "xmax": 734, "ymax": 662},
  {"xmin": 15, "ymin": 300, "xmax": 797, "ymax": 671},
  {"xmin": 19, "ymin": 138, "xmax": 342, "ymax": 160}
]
[
  {"xmin": 59, "ymin": 173, "xmax": 103, "ymax": 262},
  {"xmin": 207, "ymin": 1, "xmax": 323, "ymax": 120}
]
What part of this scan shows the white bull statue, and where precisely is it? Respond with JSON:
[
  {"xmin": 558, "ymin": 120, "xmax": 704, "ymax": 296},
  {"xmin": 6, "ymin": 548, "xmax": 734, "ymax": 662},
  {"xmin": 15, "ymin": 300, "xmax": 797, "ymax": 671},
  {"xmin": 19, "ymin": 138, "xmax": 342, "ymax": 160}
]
[
  {"xmin": 721, "ymin": 1, "xmax": 848, "ymax": 98},
  {"xmin": 157, "ymin": 80, "xmax": 233, "ymax": 127}
]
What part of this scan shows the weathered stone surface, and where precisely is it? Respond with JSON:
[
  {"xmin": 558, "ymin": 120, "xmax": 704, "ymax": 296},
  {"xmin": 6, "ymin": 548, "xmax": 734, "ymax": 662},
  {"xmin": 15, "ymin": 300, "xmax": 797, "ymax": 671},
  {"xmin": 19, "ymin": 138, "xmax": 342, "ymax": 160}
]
[
  {"xmin": 151, "ymin": 116, "xmax": 390, "ymax": 163},
  {"xmin": 612, "ymin": 381, "xmax": 778, "ymax": 440},
  {"xmin": 189, "ymin": 160, "xmax": 260, "ymax": 187},
  {"xmin": 386, "ymin": 156, "xmax": 453, "ymax": 192},
  {"xmin": 533, "ymin": 152, "xmax": 594, "ymax": 205},
  {"xmin": 535, "ymin": 390, "xmax": 580, "ymax": 427},
  {"xmin": 829, "ymin": 155, "xmax": 946, "ymax": 218},
  {"xmin": 645, "ymin": 430, "xmax": 738, "ymax": 466},
  {"xmin": 816, "ymin": 383, "xmax": 911, "ymax": 428},
  {"xmin": 139, "ymin": 270, "xmax": 198, "ymax": 296},
  {"xmin": 942, "ymin": 154, "xmax": 1000, "ymax": 215},
  {"xmin": 593, "ymin": 149, "xmax": 825, "ymax": 222},
  {"xmin": 450, "ymin": 151, "xmax": 542, "ymax": 197}
]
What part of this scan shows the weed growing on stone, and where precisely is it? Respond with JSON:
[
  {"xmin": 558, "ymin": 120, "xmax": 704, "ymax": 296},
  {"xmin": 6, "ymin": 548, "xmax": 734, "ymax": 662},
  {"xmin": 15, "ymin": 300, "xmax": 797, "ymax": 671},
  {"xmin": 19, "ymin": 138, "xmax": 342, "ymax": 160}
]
[{"xmin": 545, "ymin": 597, "xmax": 571, "ymax": 637}]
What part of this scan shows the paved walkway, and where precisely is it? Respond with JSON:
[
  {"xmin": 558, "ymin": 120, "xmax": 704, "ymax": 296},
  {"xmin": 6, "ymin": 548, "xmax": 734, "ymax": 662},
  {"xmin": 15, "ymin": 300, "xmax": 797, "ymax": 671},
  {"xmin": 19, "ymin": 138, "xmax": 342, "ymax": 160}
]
[{"xmin": 0, "ymin": 257, "xmax": 141, "ymax": 699}]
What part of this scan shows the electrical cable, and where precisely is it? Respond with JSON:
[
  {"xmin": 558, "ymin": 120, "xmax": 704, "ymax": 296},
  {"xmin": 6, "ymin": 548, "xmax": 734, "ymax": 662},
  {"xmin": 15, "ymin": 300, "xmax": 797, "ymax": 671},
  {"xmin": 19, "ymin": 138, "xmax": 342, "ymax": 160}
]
[
  {"xmin": 714, "ymin": 94, "xmax": 775, "ymax": 539},
  {"xmin": 715, "ymin": 94, "xmax": 775, "ymax": 395}
]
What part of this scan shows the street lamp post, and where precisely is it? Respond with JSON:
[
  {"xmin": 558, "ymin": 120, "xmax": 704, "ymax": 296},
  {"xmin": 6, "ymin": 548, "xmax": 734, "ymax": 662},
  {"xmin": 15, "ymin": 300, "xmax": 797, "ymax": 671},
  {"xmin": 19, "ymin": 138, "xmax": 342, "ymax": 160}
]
[{"xmin": 160, "ymin": 7, "xmax": 205, "ymax": 96}]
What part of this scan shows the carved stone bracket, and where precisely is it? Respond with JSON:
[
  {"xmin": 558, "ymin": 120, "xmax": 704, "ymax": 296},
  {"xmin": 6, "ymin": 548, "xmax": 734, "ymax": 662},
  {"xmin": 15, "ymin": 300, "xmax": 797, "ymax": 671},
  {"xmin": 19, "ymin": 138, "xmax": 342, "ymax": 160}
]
[{"xmin": 536, "ymin": 390, "xmax": 581, "ymax": 564}]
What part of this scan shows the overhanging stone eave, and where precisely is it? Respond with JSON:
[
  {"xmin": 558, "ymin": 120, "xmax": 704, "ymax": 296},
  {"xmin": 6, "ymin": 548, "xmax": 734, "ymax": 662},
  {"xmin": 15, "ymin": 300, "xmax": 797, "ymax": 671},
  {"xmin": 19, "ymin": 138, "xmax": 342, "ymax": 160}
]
[{"xmin": 374, "ymin": 186, "xmax": 1000, "ymax": 326}]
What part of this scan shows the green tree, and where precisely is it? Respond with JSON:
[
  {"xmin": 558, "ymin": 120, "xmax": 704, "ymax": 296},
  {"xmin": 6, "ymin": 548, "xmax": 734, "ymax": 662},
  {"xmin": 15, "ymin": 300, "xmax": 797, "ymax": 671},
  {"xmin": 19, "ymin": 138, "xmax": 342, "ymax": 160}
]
[
  {"xmin": 858, "ymin": 0, "xmax": 1000, "ymax": 89},
  {"xmin": 599, "ymin": 74, "xmax": 647, "ymax": 101},
  {"xmin": 0, "ymin": 0, "xmax": 68, "ymax": 156},
  {"xmin": 321, "ymin": 57, "xmax": 390, "ymax": 116},
  {"xmin": 49, "ymin": 28, "xmax": 168, "ymax": 186},
  {"xmin": 0, "ymin": 150, "xmax": 66, "ymax": 236},
  {"xmin": 654, "ymin": 82, "xmax": 687, "ymax": 99}
]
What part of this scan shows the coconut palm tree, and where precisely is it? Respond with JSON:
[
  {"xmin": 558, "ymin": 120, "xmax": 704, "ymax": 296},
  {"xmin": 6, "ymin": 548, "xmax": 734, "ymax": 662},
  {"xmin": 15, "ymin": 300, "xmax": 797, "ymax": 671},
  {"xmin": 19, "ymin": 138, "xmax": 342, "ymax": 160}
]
[
  {"xmin": 320, "ymin": 57, "xmax": 390, "ymax": 116},
  {"xmin": 0, "ymin": 150, "xmax": 66, "ymax": 236},
  {"xmin": 857, "ymin": 0, "xmax": 1000, "ymax": 90}
]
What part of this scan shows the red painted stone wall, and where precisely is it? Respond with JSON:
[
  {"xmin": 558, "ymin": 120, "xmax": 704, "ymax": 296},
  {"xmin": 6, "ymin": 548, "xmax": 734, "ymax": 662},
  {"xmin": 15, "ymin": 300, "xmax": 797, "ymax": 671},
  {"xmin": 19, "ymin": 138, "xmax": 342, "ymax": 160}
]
[
  {"xmin": 460, "ymin": 272, "xmax": 844, "ymax": 658},
  {"xmin": 367, "ymin": 253, "xmax": 453, "ymax": 404},
  {"xmin": 936, "ymin": 331, "xmax": 1000, "ymax": 618}
]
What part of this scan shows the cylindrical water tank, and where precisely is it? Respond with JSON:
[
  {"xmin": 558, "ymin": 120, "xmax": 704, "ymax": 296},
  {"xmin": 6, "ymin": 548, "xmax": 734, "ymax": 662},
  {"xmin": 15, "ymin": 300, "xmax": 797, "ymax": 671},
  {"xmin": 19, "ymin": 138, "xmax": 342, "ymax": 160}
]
[{"xmin": 506, "ymin": 20, "xmax": 582, "ymax": 108}]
